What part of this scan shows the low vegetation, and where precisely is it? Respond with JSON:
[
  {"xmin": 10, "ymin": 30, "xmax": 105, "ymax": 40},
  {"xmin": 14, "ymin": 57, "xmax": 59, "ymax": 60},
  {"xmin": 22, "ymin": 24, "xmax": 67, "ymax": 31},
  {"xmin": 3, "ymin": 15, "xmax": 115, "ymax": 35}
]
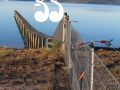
[
  {"xmin": 0, "ymin": 46, "xmax": 69, "ymax": 90},
  {"xmin": 95, "ymin": 47, "xmax": 120, "ymax": 82},
  {"xmin": 0, "ymin": 46, "xmax": 119, "ymax": 89}
]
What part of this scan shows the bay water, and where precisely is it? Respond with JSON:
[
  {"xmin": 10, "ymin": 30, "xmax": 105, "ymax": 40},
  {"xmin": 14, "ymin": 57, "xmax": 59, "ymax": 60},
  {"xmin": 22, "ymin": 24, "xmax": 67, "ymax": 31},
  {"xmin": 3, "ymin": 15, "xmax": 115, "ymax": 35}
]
[{"xmin": 0, "ymin": 1, "xmax": 120, "ymax": 48}]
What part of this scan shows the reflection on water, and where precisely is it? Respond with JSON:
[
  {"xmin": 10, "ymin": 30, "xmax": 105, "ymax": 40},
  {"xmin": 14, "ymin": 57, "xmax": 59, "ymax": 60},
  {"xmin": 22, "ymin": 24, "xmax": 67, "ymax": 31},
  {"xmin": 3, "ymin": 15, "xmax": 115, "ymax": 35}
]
[{"xmin": 0, "ymin": 1, "xmax": 120, "ymax": 48}]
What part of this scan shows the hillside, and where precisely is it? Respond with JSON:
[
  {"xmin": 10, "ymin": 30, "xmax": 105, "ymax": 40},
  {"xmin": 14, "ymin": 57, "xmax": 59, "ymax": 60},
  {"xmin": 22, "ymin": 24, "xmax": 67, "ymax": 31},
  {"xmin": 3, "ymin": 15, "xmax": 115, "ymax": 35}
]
[
  {"xmin": 12, "ymin": 0, "xmax": 120, "ymax": 5},
  {"xmin": 44, "ymin": 0, "xmax": 120, "ymax": 5}
]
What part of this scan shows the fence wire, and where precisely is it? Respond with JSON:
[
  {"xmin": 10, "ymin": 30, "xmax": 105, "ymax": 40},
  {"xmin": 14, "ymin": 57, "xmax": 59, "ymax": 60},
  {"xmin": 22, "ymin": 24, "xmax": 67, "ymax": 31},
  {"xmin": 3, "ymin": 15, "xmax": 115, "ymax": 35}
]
[{"xmin": 64, "ymin": 22, "xmax": 120, "ymax": 90}]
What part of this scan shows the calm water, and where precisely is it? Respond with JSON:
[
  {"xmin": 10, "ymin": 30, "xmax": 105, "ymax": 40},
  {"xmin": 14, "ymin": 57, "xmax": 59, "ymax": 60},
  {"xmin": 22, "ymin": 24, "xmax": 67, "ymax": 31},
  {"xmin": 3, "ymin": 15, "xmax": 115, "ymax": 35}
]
[{"xmin": 0, "ymin": 1, "xmax": 120, "ymax": 48}]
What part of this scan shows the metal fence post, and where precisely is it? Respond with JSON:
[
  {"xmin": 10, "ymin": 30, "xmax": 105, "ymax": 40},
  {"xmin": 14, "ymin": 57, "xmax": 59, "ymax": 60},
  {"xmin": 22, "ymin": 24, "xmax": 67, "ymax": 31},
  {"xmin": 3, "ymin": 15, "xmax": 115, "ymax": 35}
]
[
  {"xmin": 62, "ymin": 13, "xmax": 68, "ymax": 51},
  {"xmin": 69, "ymin": 22, "xmax": 72, "ymax": 70},
  {"xmin": 89, "ymin": 42, "xmax": 94, "ymax": 90}
]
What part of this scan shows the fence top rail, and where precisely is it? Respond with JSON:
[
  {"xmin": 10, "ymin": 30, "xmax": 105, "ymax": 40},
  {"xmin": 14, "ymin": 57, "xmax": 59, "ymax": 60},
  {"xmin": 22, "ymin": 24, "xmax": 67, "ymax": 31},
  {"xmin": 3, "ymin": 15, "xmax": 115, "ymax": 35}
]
[{"xmin": 14, "ymin": 10, "xmax": 52, "ymax": 39}]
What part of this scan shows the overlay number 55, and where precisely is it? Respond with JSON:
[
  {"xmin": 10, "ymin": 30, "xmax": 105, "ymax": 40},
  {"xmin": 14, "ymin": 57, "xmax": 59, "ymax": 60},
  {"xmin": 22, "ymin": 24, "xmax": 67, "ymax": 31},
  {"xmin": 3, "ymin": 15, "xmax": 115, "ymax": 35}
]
[{"xmin": 34, "ymin": 0, "xmax": 64, "ymax": 22}]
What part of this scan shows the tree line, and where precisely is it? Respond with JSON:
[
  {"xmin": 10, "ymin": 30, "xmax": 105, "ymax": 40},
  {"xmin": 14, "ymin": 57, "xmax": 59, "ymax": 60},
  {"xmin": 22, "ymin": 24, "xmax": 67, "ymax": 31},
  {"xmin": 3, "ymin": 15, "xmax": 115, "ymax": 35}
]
[{"xmin": 44, "ymin": 0, "xmax": 120, "ymax": 5}]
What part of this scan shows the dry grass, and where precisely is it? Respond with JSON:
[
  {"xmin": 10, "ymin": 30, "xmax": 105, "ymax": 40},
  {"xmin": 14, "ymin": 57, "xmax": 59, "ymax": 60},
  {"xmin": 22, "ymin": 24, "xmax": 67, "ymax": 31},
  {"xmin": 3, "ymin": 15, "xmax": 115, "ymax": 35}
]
[
  {"xmin": 109, "ymin": 65, "xmax": 120, "ymax": 82},
  {"xmin": 0, "ymin": 47, "xmax": 69, "ymax": 90},
  {"xmin": 95, "ymin": 48, "xmax": 120, "ymax": 82}
]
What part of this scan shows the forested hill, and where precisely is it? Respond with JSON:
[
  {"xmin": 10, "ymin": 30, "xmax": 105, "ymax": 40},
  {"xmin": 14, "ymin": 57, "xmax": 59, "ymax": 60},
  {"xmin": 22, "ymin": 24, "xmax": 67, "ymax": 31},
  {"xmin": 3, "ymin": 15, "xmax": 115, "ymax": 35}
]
[
  {"xmin": 11, "ymin": 0, "xmax": 120, "ymax": 5},
  {"xmin": 43, "ymin": 0, "xmax": 120, "ymax": 5}
]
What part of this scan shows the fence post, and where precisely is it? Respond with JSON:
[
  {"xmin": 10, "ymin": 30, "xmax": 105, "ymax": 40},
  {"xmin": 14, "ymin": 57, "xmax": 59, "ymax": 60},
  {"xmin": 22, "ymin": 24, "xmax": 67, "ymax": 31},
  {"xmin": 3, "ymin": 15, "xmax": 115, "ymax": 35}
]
[
  {"xmin": 61, "ymin": 13, "xmax": 68, "ymax": 51},
  {"xmin": 28, "ymin": 32, "xmax": 31, "ymax": 48},
  {"xmin": 89, "ymin": 42, "xmax": 94, "ymax": 90},
  {"xmin": 41, "ymin": 37, "xmax": 44, "ymax": 47},
  {"xmin": 69, "ymin": 22, "xmax": 72, "ymax": 71},
  {"xmin": 37, "ymin": 36, "xmax": 40, "ymax": 49}
]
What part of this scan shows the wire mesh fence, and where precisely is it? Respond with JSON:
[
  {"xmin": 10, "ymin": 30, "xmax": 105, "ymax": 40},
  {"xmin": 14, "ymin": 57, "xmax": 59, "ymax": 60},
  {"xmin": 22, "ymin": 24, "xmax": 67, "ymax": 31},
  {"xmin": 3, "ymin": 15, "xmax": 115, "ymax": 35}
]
[{"xmin": 64, "ymin": 21, "xmax": 120, "ymax": 90}]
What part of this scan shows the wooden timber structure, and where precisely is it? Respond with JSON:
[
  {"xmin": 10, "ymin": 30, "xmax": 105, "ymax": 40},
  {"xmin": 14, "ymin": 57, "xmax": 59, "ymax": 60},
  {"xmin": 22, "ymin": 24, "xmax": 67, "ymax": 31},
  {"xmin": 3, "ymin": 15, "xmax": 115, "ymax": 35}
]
[
  {"xmin": 14, "ymin": 10, "xmax": 52, "ymax": 49},
  {"xmin": 14, "ymin": 10, "xmax": 69, "ymax": 49}
]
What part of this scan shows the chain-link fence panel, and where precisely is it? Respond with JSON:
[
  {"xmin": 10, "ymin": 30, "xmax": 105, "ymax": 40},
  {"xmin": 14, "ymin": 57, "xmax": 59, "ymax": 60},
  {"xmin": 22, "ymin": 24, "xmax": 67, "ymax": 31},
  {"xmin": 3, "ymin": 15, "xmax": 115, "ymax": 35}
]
[{"xmin": 64, "ymin": 21, "xmax": 120, "ymax": 90}]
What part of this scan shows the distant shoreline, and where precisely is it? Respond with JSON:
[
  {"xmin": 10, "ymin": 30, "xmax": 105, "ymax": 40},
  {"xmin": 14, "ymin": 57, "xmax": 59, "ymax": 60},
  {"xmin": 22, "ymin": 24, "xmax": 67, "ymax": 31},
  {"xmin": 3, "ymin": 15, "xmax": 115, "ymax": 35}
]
[
  {"xmin": 94, "ymin": 46, "xmax": 120, "ymax": 51},
  {"xmin": 4, "ymin": 0, "xmax": 120, "ymax": 5},
  {"xmin": 0, "ymin": 46, "xmax": 120, "ymax": 51}
]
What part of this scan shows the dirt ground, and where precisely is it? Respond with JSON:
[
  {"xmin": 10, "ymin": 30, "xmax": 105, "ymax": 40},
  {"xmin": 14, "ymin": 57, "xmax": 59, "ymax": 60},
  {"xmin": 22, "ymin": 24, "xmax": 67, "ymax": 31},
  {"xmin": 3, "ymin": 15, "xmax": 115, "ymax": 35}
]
[
  {"xmin": 0, "ymin": 46, "xmax": 119, "ymax": 90},
  {"xmin": 0, "ymin": 47, "xmax": 69, "ymax": 90}
]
